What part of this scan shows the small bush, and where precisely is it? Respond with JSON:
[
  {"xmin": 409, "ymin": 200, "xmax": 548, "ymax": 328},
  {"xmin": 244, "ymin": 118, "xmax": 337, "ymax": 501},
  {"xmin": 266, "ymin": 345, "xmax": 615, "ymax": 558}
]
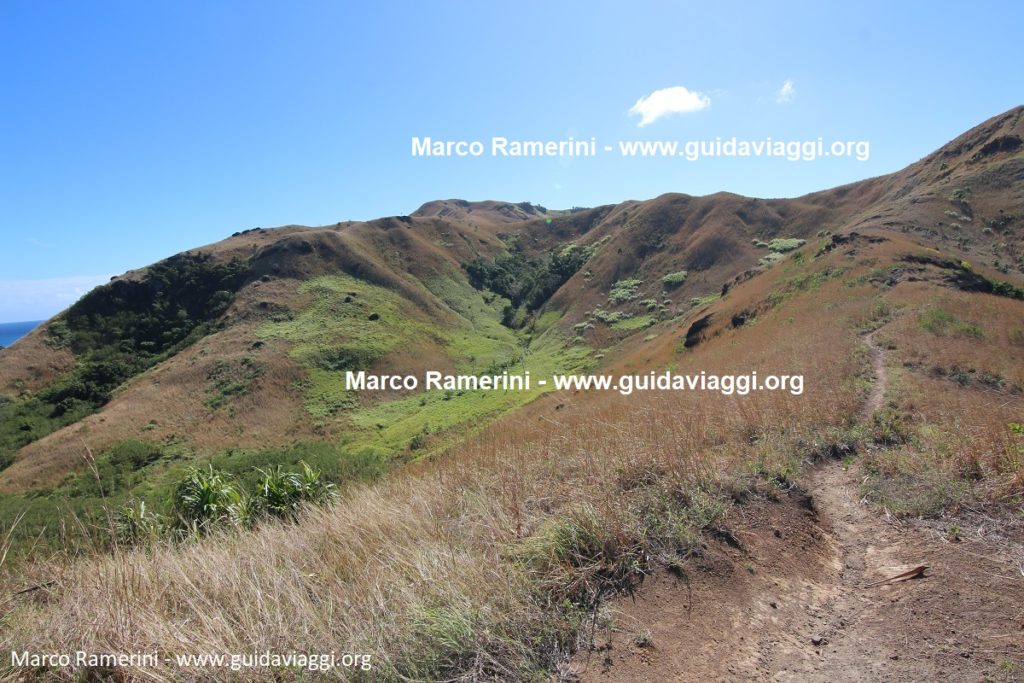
[
  {"xmin": 766, "ymin": 238, "xmax": 806, "ymax": 253},
  {"xmin": 161, "ymin": 460, "xmax": 339, "ymax": 539},
  {"xmin": 608, "ymin": 278, "xmax": 642, "ymax": 305},
  {"xmin": 171, "ymin": 465, "xmax": 245, "ymax": 532},
  {"xmin": 591, "ymin": 309, "xmax": 631, "ymax": 324},
  {"xmin": 661, "ymin": 271, "xmax": 689, "ymax": 288},
  {"xmin": 949, "ymin": 187, "xmax": 972, "ymax": 206},
  {"xmin": 991, "ymin": 280, "xmax": 1024, "ymax": 300},
  {"xmin": 255, "ymin": 461, "xmax": 336, "ymax": 520}
]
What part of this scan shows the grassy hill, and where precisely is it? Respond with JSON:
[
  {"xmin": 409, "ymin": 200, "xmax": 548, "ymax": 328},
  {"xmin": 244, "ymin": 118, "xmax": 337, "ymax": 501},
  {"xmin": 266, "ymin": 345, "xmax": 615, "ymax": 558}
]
[{"xmin": 1, "ymin": 107, "xmax": 1022, "ymax": 681}]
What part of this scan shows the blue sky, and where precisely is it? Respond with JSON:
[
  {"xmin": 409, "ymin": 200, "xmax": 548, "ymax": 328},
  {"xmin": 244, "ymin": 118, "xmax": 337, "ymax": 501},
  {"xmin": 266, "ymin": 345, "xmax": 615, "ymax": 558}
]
[{"xmin": 1, "ymin": 0, "xmax": 1022, "ymax": 321}]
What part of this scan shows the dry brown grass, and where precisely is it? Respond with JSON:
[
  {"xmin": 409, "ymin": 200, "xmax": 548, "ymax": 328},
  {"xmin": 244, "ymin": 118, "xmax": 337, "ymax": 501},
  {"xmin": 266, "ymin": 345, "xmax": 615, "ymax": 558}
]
[
  {"xmin": 0, "ymin": 322, "xmax": 311, "ymax": 494},
  {"xmin": 850, "ymin": 278, "xmax": 1024, "ymax": 510},
  {"xmin": 884, "ymin": 283, "xmax": 1024, "ymax": 387},
  {"xmin": 3, "ymin": 221, "xmax": 1023, "ymax": 680},
  {"xmin": 1, "ymin": 306, "xmax": 860, "ymax": 681},
  {"xmin": 0, "ymin": 325, "xmax": 74, "ymax": 396}
]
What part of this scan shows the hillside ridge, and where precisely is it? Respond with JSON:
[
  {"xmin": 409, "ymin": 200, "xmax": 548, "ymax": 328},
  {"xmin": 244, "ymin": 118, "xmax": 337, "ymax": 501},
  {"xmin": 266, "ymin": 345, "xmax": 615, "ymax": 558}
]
[{"xmin": 0, "ymin": 104, "xmax": 1021, "ymax": 515}]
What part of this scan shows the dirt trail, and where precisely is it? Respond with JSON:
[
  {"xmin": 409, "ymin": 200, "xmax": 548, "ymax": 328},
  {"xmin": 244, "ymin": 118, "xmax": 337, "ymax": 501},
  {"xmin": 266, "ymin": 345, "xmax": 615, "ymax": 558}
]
[
  {"xmin": 860, "ymin": 330, "xmax": 887, "ymax": 420},
  {"xmin": 572, "ymin": 334, "xmax": 1024, "ymax": 682}
]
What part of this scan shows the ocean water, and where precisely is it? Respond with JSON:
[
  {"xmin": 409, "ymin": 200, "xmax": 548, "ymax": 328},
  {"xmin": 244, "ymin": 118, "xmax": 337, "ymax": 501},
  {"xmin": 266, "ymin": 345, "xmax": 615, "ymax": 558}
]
[{"xmin": 0, "ymin": 320, "xmax": 44, "ymax": 348}]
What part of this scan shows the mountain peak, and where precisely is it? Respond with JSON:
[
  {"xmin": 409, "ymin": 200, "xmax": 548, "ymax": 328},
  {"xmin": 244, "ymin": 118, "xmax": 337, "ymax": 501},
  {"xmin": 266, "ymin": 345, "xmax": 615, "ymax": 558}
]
[{"xmin": 412, "ymin": 199, "xmax": 553, "ymax": 225}]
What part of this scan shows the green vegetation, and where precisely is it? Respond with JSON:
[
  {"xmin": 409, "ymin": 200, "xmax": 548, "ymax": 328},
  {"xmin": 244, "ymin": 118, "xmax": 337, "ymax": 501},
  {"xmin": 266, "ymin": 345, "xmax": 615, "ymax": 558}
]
[
  {"xmin": 766, "ymin": 238, "xmax": 806, "ymax": 253},
  {"xmin": 55, "ymin": 254, "xmax": 247, "ymax": 357},
  {"xmin": 661, "ymin": 270, "xmax": 689, "ymax": 288},
  {"xmin": 0, "ymin": 396, "xmax": 94, "ymax": 470},
  {"xmin": 918, "ymin": 309, "xmax": 983, "ymax": 337},
  {"xmin": 256, "ymin": 270, "xmax": 594, "ymax": 458},
  {"xmin": 260, "ymin": 274, "xmax": 427, "ymax": 373},
  {"xmin": 753, "ymin": 237, "xmax": 806, "ymax": 255},
  {"xmin": 0, "ymin": 438, "xmax": 384, "ymax": 556},
  {"xmin": 768, "ymin": 267, "xmax": 842, "ymax": 306},
  {"xmin": 0, "ymin": 254, "xmax": 249, "ymax": 472},
  {"xmin": 949, "ymin": 187, "xmax": 972, "ymax": 207},
  {"xmin": 169, "ymin": 464, "xmax": 247, "ymax": 532},
  {"xmin": 611, "ymin": 314, "xmax": 656, "ymax": 331},
  {"xmin": 204, "ymin": 356, "xmax": 265, "ymax": 410},
  {"xmin": 591, "ymin": 309, "xmax": 631, "ymax": 324},
  {"xmin": 531, "ymin": 309, "xmax": 563, "ymax": 335},
  {"xmin": 608, "ymin": 278, "xmax": 643, "ymax": 305},
  {"xmin": 346, "ymin": 335, "xmax": 593, "ymax": 455},
  {"xmin": 464, "ymin": 242, "xmax": 588, "ymax": 324},
  {"xmin": 689, "ymin": 292, "xmax": 721, "ymax": 308},
  {"xmin": 991, "ymin": 280, "xmax": 1024, "ymax": 300},
  {"xmin": 62, "ymin": 438, "xmax": 185, "ymax": 498},
  {"xmin": 117, "ymin": 460, "xmax": 336, "ymax": 543},
  {"xmin": 259, "ymin": 273, "xmax": 522, "ymax": 424}
]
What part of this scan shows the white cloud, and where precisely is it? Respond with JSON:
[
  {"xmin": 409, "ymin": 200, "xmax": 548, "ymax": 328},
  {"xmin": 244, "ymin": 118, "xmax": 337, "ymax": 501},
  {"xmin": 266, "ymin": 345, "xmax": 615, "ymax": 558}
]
[
  {"xmin": 0, "ymin": 275, "xmax": 112, "ymax": 322},
  {"xmin": 628, "ymin": 86, "xmax": 710, "ymax": 127},
  {"xmin": 776, "ymin": 79, "xmax": 796, "ymax": 104}
]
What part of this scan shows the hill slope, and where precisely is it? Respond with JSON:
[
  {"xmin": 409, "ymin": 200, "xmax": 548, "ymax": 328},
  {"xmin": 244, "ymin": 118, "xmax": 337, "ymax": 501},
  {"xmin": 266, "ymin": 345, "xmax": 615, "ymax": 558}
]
[
  {"xmin": 1, "ymin": 107, "xmax": 1022, "ymax": 523},
  {"xmin": 1, "ymin": 107, "xmax": 1023, "ymax": 681}
]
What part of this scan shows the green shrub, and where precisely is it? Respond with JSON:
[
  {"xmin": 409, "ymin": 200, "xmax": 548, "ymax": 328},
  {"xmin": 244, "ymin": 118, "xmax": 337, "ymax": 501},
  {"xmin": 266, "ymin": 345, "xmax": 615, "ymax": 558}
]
[
  {"xmin": 949, "ymin": 187, "xmax": 972, "ymax": 206},
  {"xmin": 992, "ymin": 280, "xmax": 1024, "ymax": 300},
  {"xmin": 766, "ymin": 238, "xmax": 806, "ymax": 253},
  {"xmin": 61, "ymin": 439, "xmax": 169, "ymax": 498},
  {"xmin": 171, "ymin": 465, "xmax": 245, "ymax": 532},
  {"xmin": 169, "ymin": 459, "xmax": 337, "ymax": 535},
  {"xmin": 591, "ymin": 309, "xmax": 631, "ymax": 324},
  {"xmin": 254, "ymin": 461, "xmax": 336, "ymax": 520},
  {"xmin": 661, "ymin": 271, "xmax": 689, "ymax": 288},
  {"xmin": 608, "ymin": 278, "xmax": 642, "ymax": 305},
  {"xmin": 0, "ymin": 395, "xmax": 98, "ymax": 472}
]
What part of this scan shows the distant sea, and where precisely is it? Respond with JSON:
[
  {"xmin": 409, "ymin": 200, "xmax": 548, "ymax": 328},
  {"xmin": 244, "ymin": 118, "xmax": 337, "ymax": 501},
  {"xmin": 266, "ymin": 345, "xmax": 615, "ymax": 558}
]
[{"xmin": 0, "ymin": 320, "xmax": 44, "ymax": 348}]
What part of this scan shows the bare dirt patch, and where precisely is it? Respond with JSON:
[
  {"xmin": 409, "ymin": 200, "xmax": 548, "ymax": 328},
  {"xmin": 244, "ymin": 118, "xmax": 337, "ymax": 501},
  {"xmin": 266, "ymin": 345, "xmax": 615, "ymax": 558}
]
[
  {"xmin": 572, "ymin": 332, "xmax": 1024, "ymax": 682},
  {"xmin": 572, "ymin": 470, "xmax": 1024, "ymax": 682},
  {"xmin": 570, "ymin": 492, "xmax": 840, "ymax": 681}
]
